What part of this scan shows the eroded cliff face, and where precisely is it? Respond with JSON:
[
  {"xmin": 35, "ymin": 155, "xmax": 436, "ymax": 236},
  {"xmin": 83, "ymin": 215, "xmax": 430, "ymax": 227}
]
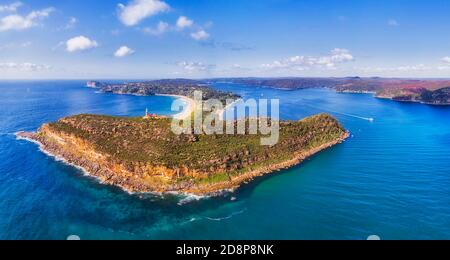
[
  {"xmin": 20, "ymin": 114, "xmax": 349, "ymax": 195},
  {"xmin": 34, "ymin": 124, "xmax": 204, "ymax": 194}
]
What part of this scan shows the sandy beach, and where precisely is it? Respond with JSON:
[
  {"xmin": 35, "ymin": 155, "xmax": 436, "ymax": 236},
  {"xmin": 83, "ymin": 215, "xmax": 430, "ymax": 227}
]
[
  {"xmin": 215, "ymin": 99, "xmax": 242, "ymax": 121},
  {"xmin": 156, "ymin": 94, "xmax": 196, "ymax": 120},
  {"xmin": 165, "ymin": 94, "xmax": 242, "ymax": 121},
  {"xmin": 157, "ymin": 95, "xmax": 242, "ymax": 121}
]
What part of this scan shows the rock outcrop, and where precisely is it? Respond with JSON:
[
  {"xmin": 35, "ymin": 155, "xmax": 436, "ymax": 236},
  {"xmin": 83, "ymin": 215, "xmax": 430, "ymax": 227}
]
[{"xmin": 18, "ymin": 113, "xmax": 349, "ymax": 195}]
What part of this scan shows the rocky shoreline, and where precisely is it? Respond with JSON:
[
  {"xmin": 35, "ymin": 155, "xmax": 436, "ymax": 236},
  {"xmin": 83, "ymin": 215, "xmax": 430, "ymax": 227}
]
[
  {"xmin": 16, "ymin": 129, "xmax": 349, "ymax": 196},
  {"xmin": 182, "ymin": 131, "xmax": 350, "ymax": 195}
]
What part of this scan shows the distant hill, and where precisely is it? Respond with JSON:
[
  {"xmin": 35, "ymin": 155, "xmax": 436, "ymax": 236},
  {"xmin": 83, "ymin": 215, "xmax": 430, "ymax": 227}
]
[
  {"xmin": 90, "ymin": 80, "xmax": 240, "ymax": 104},
  {"xmin": 211, "ymin": 77, "xmax": 450, "ymax": 105}
]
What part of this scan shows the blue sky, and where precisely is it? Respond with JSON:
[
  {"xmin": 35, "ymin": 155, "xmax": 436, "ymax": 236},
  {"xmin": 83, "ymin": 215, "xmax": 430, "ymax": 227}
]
[{"xmin": 0, "ymin": 0, "xmax": 450, "ymax": 79}]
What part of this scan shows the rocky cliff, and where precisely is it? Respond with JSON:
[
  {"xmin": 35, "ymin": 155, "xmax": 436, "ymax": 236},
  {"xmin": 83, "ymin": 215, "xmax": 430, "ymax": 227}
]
[{"xmin": 18, "ymin": 114, "xmax": 349, "ymax": 195}]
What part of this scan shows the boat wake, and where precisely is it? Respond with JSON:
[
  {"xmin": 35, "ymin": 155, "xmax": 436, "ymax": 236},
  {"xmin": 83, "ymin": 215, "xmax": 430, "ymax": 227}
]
[
  {"xmin": 299, "ymin": 99, "xmax": 375, "ymax": 122},
  {"xmin": 179, "ymin": 208, "xmax": 247, "ymax": 226},
  {"xmin": 180, "ymin": 217, "xmax": 200, "ymax": 225},
  {"xmin": 330, "ymin": 111, "xmax": 374, "ymax": 122},
  {"xmin": 203, "ymin": 208, "xmax": 247, "ymax": 222}
]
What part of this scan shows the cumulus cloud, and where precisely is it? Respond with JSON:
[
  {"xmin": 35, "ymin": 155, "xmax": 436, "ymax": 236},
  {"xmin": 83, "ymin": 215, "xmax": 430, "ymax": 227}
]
[
  {"xmin": 177, "ymin": 61, "xmax": 215, "ymax": 73},
  {"xmin": 118, "ymin": 0, "xmax": 169, "ymax": 26},
  {"xmin": 262, "ymin": 48, "xmax": 354, "ymax": 71},
  {"xmin": 143, "ymin": 17, "xmax": 210, "ymax": 40},
  {"xmin": 0, "ymin": 2, "xmax": 23, "ymax": 12},
  {"xmin": 0, "ymin": 62, "xmax": 51, "ymax": 72},
  {"xmin": 66, "ymin": 36, "xmax": 98, "ymax": 52},
  {"xmin": 441, "ymin": 57, "xmax": 450, "ymax": 63},
  {"xmin": 114, "ymin": 46, "xmax": 135, "ymax": 57},
  {"xmin": 190, "ymin": 30, "xmax": 209, "ymax": 41},
  {"xmin": 176, "ymin": 16, "xmax": 193, "ymax": 29},
  {"xmin": 0, "ymin": 7, "xmax": 54, "ymax": 31},
  {"xmin": 143, "ymin": 21, "xmax": 169, "ymax": 35}
]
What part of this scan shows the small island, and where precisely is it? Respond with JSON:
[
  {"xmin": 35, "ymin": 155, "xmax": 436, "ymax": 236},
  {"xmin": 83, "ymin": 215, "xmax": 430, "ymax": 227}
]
[{"xmin": 17, "ymin": 113, "xmax": 348, "ymax": 195}]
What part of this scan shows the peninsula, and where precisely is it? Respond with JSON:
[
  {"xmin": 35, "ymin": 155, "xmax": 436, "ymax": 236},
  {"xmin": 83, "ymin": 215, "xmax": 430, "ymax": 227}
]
[
  {"xmin": 87, "ymin": 78, "xmax": 450, "ymax": 105},
  {"xmin": 17, "ymin": 113, "xmax": 348, "ymax": 195},
  {"xmin": 87, "ymin": 79, "xmax": 240, "ymax": 105}
]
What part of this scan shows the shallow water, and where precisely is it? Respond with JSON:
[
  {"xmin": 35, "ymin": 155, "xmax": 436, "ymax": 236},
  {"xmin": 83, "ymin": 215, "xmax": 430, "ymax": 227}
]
[{"xmin": 0, "ymin": 81, "xmax": 449, "ymax": 239}]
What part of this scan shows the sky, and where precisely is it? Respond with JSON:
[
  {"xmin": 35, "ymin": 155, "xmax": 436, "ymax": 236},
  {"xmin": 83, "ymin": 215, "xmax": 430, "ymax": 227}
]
[{"xmin": 0, "ymin": 0, "xmax": 450, "ymax": 79}]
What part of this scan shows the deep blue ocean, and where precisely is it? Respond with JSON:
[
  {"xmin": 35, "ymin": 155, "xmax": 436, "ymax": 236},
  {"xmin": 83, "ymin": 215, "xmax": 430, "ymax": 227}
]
[{"xmin": 0, "ymin": 80, "xmax": 449, "ymax": 240}]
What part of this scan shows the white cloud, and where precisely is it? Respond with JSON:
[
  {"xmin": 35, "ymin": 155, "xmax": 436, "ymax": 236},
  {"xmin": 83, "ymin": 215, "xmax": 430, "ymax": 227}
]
[
  {"xmin": 0, "ymin": 7, "xmax": 54, "ymax": 31},
  {"xmin": 437, "ymin": 66, "xmax": 450, "ymax": 71},
  {"xmin": 190, "ymin": 30, "xmax": 209, "ymax": 41},
  {"xmin": 144, "ymin": 18, "xmax": 210, "ymax": 39},
  {"xmin": 441, "ymin": 57, "xmax": 450, "ymax": 63},
  {"xmin": 114, "ymin": 46, "xmax": 135, "ymax": 57},
  {"xmin": 357, "ymin": 64, "xmax": 431, "ymax": 73},
  {"xmin": 118, "ymin": 0, "xmax": 169, "ymax": 26},
  {"xmin": 388, "ymin": 19, "xmax": 399, "ymax": 27},
  {"xmin": 177, "ymin": 61, "xmax": 215, "ymax": 73},
  {"xmin": 143, "ymin": 21, "xmax": 169, "ymax": 35},
  {"xmin": 176, "ymin": 16, "xmax": 193, "ymax": 29},
  {"xmin": 357, "ymin": 63, "xmax": 450, "ymax": 74},
  {"xmin": 262, "ymin": 48, "xmax": 354, "ymax": 71},
  {"xmin": 328, "ymin": 48, "xmax": 354, "ymax": 63},
  {"xmin": 0, "ymin": 62, "xmax": 51, "ymax": 72},
  {"xmin": 0, "ymin": 2, "xmax": 23, "ymax": 12},
  {"xmin": 394, "ymin": 64, "xmax": 430, "ymax": 71},
  {"xmin": 66, "ymin": 36, "xmax": 98, "ymax": 52}
]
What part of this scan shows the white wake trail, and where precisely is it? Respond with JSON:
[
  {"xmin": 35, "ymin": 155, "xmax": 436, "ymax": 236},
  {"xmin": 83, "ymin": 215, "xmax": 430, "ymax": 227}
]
[
  {"xmin": 299, "ymin": 99, "xmax": 374, "ymax": 122},
  {"xmin": 329, "ymin": 111, "xmax": 374, "ymax": 122}
]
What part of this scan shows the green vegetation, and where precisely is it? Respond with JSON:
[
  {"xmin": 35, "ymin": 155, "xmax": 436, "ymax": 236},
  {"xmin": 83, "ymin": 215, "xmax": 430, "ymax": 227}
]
[
  {"xmin": 215, "ymin": 77, "xmax": 450, "ymax": 105},
  {"xmin": 94, "ymin": 79, "xmax": 241, "ymax": 104},
  {"xmin": 46, "ymin": 113, "xmax": 347, "ymax": 185}
]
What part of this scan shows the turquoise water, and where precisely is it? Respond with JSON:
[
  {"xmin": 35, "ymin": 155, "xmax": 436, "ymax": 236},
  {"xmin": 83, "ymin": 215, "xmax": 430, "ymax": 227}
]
[{"xmin": 0, "ymin": 81, "xmax": 449, "ymax": 240}]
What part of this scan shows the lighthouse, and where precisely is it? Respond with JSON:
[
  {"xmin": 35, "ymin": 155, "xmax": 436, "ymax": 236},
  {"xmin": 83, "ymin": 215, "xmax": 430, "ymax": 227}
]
[{"xmin": 143, "ymin": 108, "xmax": 151, "ymax": 119}]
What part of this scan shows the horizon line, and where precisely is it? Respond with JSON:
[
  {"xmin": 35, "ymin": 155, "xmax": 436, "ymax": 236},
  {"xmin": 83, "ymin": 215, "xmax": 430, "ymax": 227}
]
[{"xmin": 1, "ymin": 76, "xmax": 450, "ymax": 81}]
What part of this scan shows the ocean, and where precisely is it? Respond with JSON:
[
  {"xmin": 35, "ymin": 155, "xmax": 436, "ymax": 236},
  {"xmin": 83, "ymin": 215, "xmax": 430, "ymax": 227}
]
[{"xmin": 0, "ymin": 80, "xmax": 449, "ymax": 240}]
